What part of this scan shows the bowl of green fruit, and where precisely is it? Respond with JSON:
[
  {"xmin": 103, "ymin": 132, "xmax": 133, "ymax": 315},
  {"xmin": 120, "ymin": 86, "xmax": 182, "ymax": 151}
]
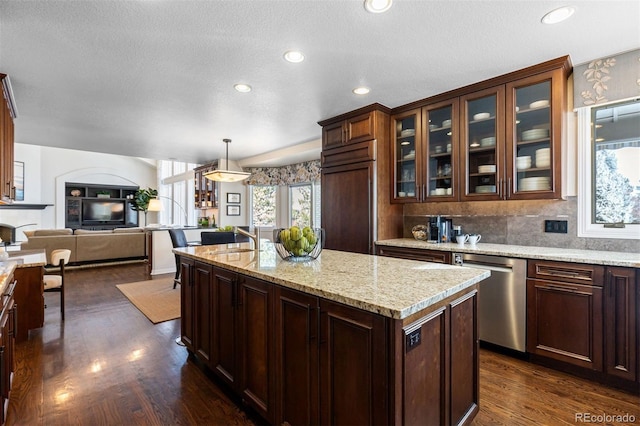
[{"xmin": 274, "ymin": 227, "xmax": 325, "ymax": 262}]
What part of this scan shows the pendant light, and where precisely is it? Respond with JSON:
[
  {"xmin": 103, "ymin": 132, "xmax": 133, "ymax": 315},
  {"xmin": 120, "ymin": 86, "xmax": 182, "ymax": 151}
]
[{"xmin": 204, "ymin": 138, "xmax": 251, "ymax": 182}]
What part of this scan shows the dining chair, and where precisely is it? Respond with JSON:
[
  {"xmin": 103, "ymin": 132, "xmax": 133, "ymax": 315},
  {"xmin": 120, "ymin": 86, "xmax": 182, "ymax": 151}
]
[
  {"xmin": 43, "ymin": 249, "xmax": 72, "ymax": 321},
  {"xmin": 200, "ymin": 231, "xmax": 236, "ymax": 245},
  {"xmin": 168, "ymin": 229, "xmax": 188, "ymax": 289}
]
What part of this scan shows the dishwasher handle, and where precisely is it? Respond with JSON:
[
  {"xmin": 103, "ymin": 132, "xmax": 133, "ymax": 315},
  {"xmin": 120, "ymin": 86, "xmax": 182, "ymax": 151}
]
[{"xmin": 459, "ymin": 261, "xmax": 514, "ymax": 274}]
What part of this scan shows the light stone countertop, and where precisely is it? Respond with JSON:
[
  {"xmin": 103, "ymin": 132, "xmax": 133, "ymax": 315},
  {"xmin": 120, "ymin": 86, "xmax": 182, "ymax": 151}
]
[
  {"xmin": 376, "ymin": 239, "xmax": 640, "ymax": 268},
  {"xmin": 0, "ymin": 261, "xmax": 17, "ymax": 297},
  {"xmin": 174, "ymin": 242, "xmax": 489, "ymax": 320}
]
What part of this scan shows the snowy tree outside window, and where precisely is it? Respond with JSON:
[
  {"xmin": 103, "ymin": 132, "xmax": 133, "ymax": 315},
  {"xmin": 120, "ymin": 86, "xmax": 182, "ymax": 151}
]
[
  {"xmin": 591, "ymin": 99, "xmax": 640, "ymax": 224},
  {"xmin": 251, "ymin": 185, "xmax": 277, "ymax": 226}
]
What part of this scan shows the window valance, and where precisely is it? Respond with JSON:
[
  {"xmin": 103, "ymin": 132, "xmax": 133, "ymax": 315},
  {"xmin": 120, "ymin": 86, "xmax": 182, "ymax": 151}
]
[
  {"xmin": 244, "ymin": 160, "xmax": 321, "ymax": 186},
  {"xmin": 573, "ymin": 48, "xmax": 640, "ymax": 108}
]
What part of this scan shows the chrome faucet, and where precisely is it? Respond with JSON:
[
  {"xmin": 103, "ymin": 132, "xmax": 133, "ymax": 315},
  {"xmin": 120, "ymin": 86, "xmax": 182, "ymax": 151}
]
[{"xmin": 235, "ymin": 226, "xmax": 259, "ymax": 250}]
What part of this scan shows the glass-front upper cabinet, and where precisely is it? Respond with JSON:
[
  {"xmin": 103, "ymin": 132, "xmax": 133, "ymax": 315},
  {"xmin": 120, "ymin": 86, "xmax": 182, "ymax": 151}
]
[
  {"xmin": 391, "ymin": 109, "xmax": 421, "ymax": 202},
  {"xmin": 460, "ymin": 86, "xmax": 505, "ymax": 200},
  {"xmin": 506, "ymin": 69, "xmax": 563, "ymax": 200},
  {"xmin": 423, "ymin": 99, "xmax": 459, "ymax": 201}
]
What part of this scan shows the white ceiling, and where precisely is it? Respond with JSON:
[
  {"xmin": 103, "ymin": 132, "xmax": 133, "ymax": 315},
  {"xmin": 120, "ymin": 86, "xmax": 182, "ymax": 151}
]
[{"xmin": 1, "ymin": 1, "xmax": 638, "ymax": 167}]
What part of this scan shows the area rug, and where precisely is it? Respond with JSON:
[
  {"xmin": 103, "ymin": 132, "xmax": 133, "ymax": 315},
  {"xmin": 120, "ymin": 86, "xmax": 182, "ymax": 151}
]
[{"xmin": 116, "ymin": 278, "xmax": 180, "ymax": 324}]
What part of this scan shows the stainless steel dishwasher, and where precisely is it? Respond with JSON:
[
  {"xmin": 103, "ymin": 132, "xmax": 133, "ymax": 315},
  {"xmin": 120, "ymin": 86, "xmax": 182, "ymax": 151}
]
[{"xmin": 452, "ymin": 252, "xmax": 527, "ymax": 352}]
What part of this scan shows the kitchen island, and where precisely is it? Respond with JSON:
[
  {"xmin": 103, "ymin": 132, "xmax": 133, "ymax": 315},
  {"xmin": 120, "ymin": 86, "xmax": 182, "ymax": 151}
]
[{"xmin": 174, "ymin": 242, "xmax": 489, "ymax": 426}]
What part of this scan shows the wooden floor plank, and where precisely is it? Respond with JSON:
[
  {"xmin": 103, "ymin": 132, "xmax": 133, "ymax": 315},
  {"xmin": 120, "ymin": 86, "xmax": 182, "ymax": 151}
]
[{"xmin": 6, "ymin": 263, "xmax": 639, "ymax": 425}]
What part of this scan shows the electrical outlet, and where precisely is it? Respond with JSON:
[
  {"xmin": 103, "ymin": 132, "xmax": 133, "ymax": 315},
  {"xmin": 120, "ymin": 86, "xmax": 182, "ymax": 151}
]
[
  {"xmin": 406, "ymin": 328, "xmax": 421, "ymax": 352},
  {"xmin": 544, "ymin": 220, "xmax": 568, "ymax": 233}
]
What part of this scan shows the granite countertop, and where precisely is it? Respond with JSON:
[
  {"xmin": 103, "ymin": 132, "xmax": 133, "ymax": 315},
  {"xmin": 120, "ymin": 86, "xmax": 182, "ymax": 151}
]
[
  {"xmin": 174, "ymin": 242, "xmax": 489, "ymax": 320},
  {"xmin": 0, "ymin": 261, "xmax": 17, "ymax": 296},
  {"xmin": 376, "ymin": 239, "xmax": 640, "ymax": 268}
]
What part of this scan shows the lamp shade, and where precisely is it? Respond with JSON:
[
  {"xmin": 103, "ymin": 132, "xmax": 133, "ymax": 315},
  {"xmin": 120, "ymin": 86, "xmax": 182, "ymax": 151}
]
[
  {"xmin": 204, "ymin": 138, "xmax": 251, "ymax": 182},
  {"xmin": 147, "ymin": 198, "xmax": 162, "ymax": 212},
  {"xmin": 204, "ymin": 169, "xmax": 250, "ymax": 182}
]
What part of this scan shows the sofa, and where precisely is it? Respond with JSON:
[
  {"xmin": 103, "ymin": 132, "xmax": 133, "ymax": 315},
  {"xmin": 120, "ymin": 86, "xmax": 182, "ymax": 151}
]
[{"xmin": 21, "ymin": 228, "xmax": 146, "ymax": 265}]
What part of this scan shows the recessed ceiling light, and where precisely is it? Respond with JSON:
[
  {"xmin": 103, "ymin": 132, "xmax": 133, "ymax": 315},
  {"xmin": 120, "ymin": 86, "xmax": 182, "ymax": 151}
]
[
  {"xmin": 541, "ymin": 6, "xmax": 575, "ymax": 24},
  {"xmin": 364, "ymin": 0, "xmax": 392, "ymax": 13},
  {"xmin": 353, "ymin": 86, "xmax": 370, "ymax": 95},
  {"xmin": 234, "ymin": 83, "xmax": 252, "ymax": 93},
  {"xmin": 283, "ymin": 50, "xmax": 305, "ymax": 63}
]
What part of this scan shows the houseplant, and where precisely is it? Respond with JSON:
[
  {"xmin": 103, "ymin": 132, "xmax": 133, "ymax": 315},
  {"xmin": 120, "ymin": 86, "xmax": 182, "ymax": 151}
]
[{"xmin": 131, "ymin": 188, "xmax": 158, "ymax": 226}]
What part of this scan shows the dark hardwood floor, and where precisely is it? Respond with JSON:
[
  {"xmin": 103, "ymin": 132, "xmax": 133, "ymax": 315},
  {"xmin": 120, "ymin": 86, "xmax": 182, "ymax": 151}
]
[{"xmin": 7, "ymin": 263, "xmax": 639, "ymax": 425}]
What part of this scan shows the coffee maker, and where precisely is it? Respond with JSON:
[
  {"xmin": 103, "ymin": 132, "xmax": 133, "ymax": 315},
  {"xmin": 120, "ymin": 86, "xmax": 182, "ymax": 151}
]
[{"xmin": 428, "ymin": 216, "xmax": 452, "ymax": 243}]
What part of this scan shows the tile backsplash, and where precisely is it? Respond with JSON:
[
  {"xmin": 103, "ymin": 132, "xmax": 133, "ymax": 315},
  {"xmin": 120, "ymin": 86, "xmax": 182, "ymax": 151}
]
[{"xmin": 403, "ymin": 197, "xmax": 639, "ymax": 253}]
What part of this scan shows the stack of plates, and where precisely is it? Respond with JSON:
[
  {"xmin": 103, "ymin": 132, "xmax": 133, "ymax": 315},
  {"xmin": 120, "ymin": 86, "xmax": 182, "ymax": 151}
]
[
  {"xmin": 400, "ymin": 129, "xmax": 415, "ymax": 137},
  {"xmin": 478, "ymin": 164, "xmax": 496, "ymax": 173},
  {"xmin": 529, "ymin": 100, "xmax": 550, "ymax": 109},
  {"xmin": 535, "ymin": 148, "xmax": 550, "ymax": 168},
  {"xmin": 442, "ymin": 119, "xmax": 452, "ymax": 127},
  {"xmin": 516, "ymin": 156, "xmax": 532, "ymax": 170},
  {"xmin": 473, "ymin": 112, "xmax": 490, "ymax": 121},
  {"xmin": 480, "ymin": 136, "xmax": 496, "ymax": 147},
  {"xmin": 522, "ymin": 128, "xmax": 549, "ymax": 141},
  {"xmin": 475, "ymin": 185, "xmax": 496, "ymax": 193},
  {"xmin": 519, "ymin": 177, "xmax": 550, "ymax": 191}
]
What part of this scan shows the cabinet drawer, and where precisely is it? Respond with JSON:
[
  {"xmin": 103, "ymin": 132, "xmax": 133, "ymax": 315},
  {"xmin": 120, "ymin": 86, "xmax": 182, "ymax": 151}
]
[
  {"xmin": 376, "ymin": 245, "xmax": 451, "ymax": 264},
  {"xmin": 528, "ymin": 260, "xmax": 604, "ymax": 286},
  {"xmin": 321, "ymin": 140, "xmax": 375, "ymax": 168}
]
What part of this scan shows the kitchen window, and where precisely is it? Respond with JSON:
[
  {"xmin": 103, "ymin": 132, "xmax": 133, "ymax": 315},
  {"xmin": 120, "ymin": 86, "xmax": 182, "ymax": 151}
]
[
  {"xmin": 158, "ymin": 160, "xmax": 197, "ymax": 226},
  {"xmin": 578, "ymin": 97, "xmax": 640, "ymax": 239},
  {"xmin": 250, "ymin": 185, "xmax": 277, "ymax": 227},
  {"xmin": 289, "ymin": 182, "xmax": 321, "ymax": 228}
]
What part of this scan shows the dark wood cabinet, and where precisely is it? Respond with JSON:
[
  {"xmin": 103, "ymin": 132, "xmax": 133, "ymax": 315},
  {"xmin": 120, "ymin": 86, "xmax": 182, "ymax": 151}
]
[
  {"xmin": 0, "ymin": 74, "xmax": 16, "ymax": 202},
  {"xmin": 604, "ymin": 267, "xmax": 637, "ymax": 382},
  {"xmin": 389, "ymin": 56, "xmax": 570, "ymax": 203},
  {"xmin": 237, "ymin": 275, "xmax": 275, "ymax": 423},
  {"xmin": 449, "ymin": 290, "xmax": 479, "ymax": 425},
  {"xmin": 319, "ymin": 299, "xmax": 389, "ymax": 425},
  {"xmin": 194, "ymin": 261, "xmax": 213, "ymax": 364},
  {"xmin": 64, "ymin": 182, "xmax": 139, "ymax": 230},
  {"xmin": 0, "ymin": 274, "xmax": 16, "ymax": 425},
  {"xmin": 179, "ymin": 254, "xmax": 481, "ymax": 425},
  {"xmin": 274, "ymin": 287, "xmax": 319, "ymax": 426},
  {"xmin": 179, "ymin": 257, "xmax": 195, "ymax": 351},
  {"xmin": 526, "ymin": 261, "xmax": 604, "ymax": 370},
  {"xmin": 13, "ymin": 265, "xmax": 45, "ymax": 343},
  {"xmin": 210, "ymin": 265, "xmax": 239, "ymax": 388},
  {"xmin": 376, "ymin": 244, "xmax": 451, "ymax": 264},
  {"xmin": 395, "ymin": 289, "xmax": 478, "ymax": 425},
  {"xmin": 320, "ymin": 110, "xmax": 377, "ymax": 150},
  {"xmin": 321, "ymin": 161, "xmax": 375, "ymax": 254},
  {"xmin": 319, "ymin": 104, "xmax": 403, "ymax": 254}
]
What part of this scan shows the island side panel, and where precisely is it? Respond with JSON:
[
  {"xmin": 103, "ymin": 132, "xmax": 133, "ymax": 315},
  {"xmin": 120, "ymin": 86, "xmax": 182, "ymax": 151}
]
[{"xmin": 390, "ymin": 284, "xmax": 479, "ymax": 426}]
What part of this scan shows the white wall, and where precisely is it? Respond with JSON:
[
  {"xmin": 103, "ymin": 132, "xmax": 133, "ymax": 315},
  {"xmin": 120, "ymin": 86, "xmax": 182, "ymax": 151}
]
[
  {"xmin": 215, "ymin": 159, "xmax": 250, "ymax": 228},
  {"xmin": 0, "ymin": 144, "xmax": 157, "ymax": 240}
]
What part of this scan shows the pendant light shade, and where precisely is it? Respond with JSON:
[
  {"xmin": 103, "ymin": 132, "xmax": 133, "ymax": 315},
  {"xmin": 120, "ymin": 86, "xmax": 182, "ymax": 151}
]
[{"xmin": 204, "ymin": 138, "xmax": 250, "ymax": 182}]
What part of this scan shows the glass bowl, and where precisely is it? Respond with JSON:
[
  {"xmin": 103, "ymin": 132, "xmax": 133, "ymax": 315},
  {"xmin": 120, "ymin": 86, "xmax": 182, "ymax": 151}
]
[
  {"xmin": 411, "ymin": 225, "xmax": 429, "ymax": 241},
  {"xmin": 273, "ymin": 227, "xmax": 325, "ymax": 262}
]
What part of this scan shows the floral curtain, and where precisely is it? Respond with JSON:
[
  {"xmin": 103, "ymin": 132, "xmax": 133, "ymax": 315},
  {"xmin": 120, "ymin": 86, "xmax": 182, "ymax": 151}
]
[
  {"xmin": 573, "ymin": 48, "xmax": 640, "ymax": 108},
  {"xmin": 244, "ymin": 160, "xmax": 321, "ymax": 186}
]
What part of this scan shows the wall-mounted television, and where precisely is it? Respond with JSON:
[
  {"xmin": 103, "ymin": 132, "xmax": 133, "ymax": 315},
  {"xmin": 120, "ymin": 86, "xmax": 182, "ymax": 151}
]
[{"xmin": 82, "ymin": 200, "xmax": 126, "ymax": 223}]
